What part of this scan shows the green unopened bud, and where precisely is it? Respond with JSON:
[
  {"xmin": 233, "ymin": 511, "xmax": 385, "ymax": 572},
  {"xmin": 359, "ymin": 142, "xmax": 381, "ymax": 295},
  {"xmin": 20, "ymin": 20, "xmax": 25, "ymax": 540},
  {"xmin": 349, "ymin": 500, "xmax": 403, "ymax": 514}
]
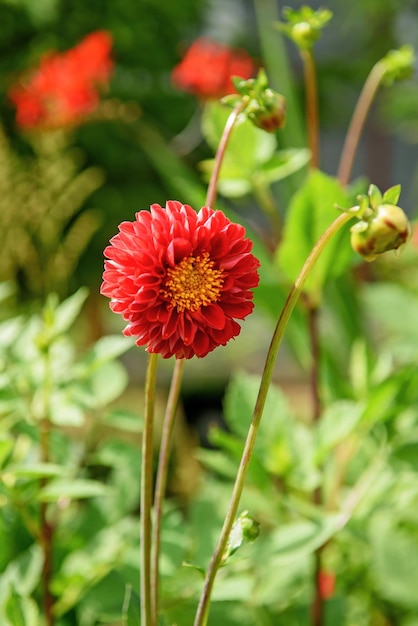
[
  {"xmin": 275, "ymin": 6, "xmax": 333, "ymax": 51},
  {"xmin": 229, "ymin": 69, "xmax": 286, "ymax": 133},
  {"xmin": 350, "ymin": 203, "xmax": 411, "ymax": 262},
  {"xmin": 223, "ymin": 510, "xmax": 260, "ymax": 562},
  {"xmin": 291, "ymin": 21, "xmax": 319, "ymax": 49},
  {"xmin": 246, "ymin": 90, "xmax": 286, "ymax": 133},
  {"xmin": 380, "ymin": 45, "xmax": 415, "ymax": 86}
]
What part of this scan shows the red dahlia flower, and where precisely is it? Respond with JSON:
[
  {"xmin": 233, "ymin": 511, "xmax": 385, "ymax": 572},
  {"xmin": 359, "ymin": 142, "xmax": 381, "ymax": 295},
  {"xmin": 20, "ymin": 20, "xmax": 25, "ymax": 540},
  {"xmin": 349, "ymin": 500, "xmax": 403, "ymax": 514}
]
[
  {"xmin": 9, "ymin": 30, "xmax": 113, "ymax": 129},
  {"xmin": 171, "ymin": 38, "xmax": 255, "ymax": 100},
  {"xmin": 101, "ymin": 201, "xmax": 260, "ymax": 359}
]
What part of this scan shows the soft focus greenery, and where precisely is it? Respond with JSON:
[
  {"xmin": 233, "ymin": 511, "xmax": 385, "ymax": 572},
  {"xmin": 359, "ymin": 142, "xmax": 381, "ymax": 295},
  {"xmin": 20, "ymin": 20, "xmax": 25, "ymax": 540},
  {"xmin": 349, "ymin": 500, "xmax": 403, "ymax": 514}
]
[{"xmin": 1, "ymin": 1, "xmax": 418, "ymax": 625}]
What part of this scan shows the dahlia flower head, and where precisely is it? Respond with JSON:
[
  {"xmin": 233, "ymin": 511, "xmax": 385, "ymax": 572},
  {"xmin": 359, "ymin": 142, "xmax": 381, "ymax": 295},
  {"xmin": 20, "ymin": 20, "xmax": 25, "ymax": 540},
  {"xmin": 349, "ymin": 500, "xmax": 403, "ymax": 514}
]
[
  {"xmin": 101, "ymin": 201, "xmax": 260, "ymax": 359},
  {"xmin": 171, "ymin": 37, "xmax": 255, "ymax": 100},
  {"xmin": 9, "ymin": 30, "xmax": 113, "ymax": 129}
]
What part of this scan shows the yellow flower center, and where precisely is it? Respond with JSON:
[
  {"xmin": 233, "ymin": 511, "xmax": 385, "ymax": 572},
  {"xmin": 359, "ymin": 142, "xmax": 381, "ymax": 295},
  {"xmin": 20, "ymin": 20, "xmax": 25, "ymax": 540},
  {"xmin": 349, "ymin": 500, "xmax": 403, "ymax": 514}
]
[{"xmin": 162, "ymin": 252, "xmax": 224, "ymax": 312}]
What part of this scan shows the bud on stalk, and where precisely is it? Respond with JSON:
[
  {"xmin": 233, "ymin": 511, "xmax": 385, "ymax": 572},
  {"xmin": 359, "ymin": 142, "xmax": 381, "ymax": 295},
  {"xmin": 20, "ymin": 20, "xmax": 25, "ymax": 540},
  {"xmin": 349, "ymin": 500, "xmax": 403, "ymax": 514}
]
[{"xmin": 350, "ymin": 188, "xmax": 411, "ymax": 261}]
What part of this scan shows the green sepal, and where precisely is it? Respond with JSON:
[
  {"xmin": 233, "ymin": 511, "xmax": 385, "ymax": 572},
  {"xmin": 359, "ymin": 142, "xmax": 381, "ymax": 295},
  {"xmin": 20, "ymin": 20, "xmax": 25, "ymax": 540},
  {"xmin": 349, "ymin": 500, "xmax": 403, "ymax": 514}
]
[{"xmin": 382, "ymin": 184, "xmax": 401, "ymax": 206}]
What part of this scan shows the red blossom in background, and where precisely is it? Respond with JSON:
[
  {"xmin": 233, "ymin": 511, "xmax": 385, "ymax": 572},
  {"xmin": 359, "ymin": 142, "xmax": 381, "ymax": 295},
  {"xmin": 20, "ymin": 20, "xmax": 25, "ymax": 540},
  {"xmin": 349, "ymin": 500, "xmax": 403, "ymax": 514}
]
[
  {"xmin": 171, "ymin": 38, "xmax": 255, "ymax": 100},
  {"xmin": 100, "ymin": 201, "xmax": 260, "ymax": 359},
  {"xmin": 317, "ymin": 570, "xmax": 336, "ymax": 600},
  {"xmin": 8, "ymin": 30, "xmax": 113, "ymax": 130}
]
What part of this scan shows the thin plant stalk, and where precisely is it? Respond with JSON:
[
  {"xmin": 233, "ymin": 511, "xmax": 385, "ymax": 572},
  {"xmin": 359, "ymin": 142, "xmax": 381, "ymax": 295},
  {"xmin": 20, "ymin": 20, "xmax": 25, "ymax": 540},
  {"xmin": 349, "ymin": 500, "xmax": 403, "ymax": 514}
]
[
  {"xmin": 205, "ymin": 101, "xmax": 246, "ymax": 208},
  {"xmin": 40, "ymin": 421, "xmax": 54, "ymax": 626},
  {"xmin": 39, "ymin": 341, "xmax": 54, "ymax": 626},
  {"xmin": 337, "ymin": 61, "xmax": 387, "ymax": 185},
  {"xmin": 301, "ymin": 48, "xmax": 320, "ymax": 169},
  {"xmin": 193, "ymin": 209, "xmax": 354, "ymax": 626},
  {"xmin": 307, "ymin": 302, "xmax": 325, "ymax": 626},
  {"xmin": 141, "ymin": 352, "xmax": 159, "ymax": 626},
  {"xmin": 300, "ymin": 43, "xmax": 326, "ymax": 624},
  {"xmin": 151, "ymin": 357, "xmax": 185, "ymax": 622}
]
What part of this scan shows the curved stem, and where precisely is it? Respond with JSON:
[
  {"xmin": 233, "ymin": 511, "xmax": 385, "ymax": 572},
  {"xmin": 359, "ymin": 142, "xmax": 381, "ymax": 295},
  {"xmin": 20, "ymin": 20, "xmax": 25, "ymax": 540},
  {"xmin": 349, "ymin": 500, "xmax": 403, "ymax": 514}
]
[
  {"xmin": 193, "ymin": 210, "xmax": 354, "ymax": 626},
  {"xmin": 205, "ymin": 102, "xmax": 246, "ymax": 208},
  {"xmin": 141, "ymin": 352, "xmax": 159, "ymax": 626},
  {"xmin": 337, "ymin": 61, "xmax": 386, "ymax": 186},
  {"xmin": 301, "ymin": 49, "xmax": 320, "ymax": 169},
  {"xmin": 151, "ymin": 357, "xmax": 185, "ymax": 622}
]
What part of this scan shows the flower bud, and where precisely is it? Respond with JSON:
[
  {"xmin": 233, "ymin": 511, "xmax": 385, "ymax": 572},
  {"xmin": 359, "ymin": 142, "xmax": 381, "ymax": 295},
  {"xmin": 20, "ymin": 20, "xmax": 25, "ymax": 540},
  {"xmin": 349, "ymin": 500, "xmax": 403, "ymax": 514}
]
[
  {"xmin": 246, "ymin": 90, "xmax": 286, "ymax": 133},
  {"xmin": 291, "ymin": 21, "xmax": 319, "ymax": 49},
  {"xmin": 275, "ymin": 7, "xmax": 333, "ymax": 51},
  {"xmin": 350, "ymin": 203, "xmax": 411, "ymax": 261},
  {"xmin": 230, "ymin": 69, "xmax": 286, "ymax": 133}
]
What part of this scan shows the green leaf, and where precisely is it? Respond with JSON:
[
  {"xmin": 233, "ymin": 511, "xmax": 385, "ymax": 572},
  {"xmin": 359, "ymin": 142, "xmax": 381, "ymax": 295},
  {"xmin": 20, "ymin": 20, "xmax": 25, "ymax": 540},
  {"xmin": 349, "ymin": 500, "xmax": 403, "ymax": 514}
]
[
  {"xmin": 0, "ymin": 317, "xmax": 23, "ymax": 349},
  {"xmin": 52, "ymin": 287, "xmax": 89, "ymax": 336},
  {"xmin": 0, "ymin": 545, "xmax": 43, "ymax": 597},
  {"xmin": 258, "ymin": 148, "xmax": 310, "ymax": 184},
  {"xmin": 39, "ymin": 478, "xmax": 109, "ymax": 502},
  {"xmin": 195, "ymin": 448, "xmax": 239, "ymax": 480},
  {"xmin": 103, "ymin": 409, "xmax": 143, "ymax": 433},
  {"xmin": 368, "ymin": 183, "xmax": 383, "ymax": 209},
  {"xmin": 8, "ymin": 463, "xmax": 67, "ymax": 479},
  {"xmin": 122, "ymin": 584, "xmax": 141, "ymax": 626},
  {"xmin": 50, "ymin": 390, "xmax": 85, "ymax": 427},
  {"xmin": 265, "ymin": 515, "xmax": 340, "ymax": 560},
  {"xmin": 0, "ymin": 436, "xmax": 14, "ymax": 468},
  {"xmin": 201, "ymin": 101, "xmax": 277, "ymax": 187},
  {"xmin": 182, "ymin": 561, "xmax": 206, "ymax": 578},
  {"xmin": 199, "ymin": 158, "xmax": 252, "ymax": 197},
  {"xmin": 276, "ymin": 170, "xmax": 354, "ymax": 300},
  {"xmin": 382, "ymin": 184, "xmax": 401, "ymax": 205},
  {"xmin": 79, "ymin": 335, "xmax": 134, "ymax": 375},
  {"xmin": 5, "ymin": 590, "xmax": 40, "ymax": 626},
  {"xmin": 315, "ymin": 400, "xmax": 365, "ymax": 463},
  {"xmin": 89, "ymin": 360, "xmax": 129, "ymax": 407},
  {"xmin": 223, "ymin": 371, "xmax": 293, "ymax": 462},
  {"xmin": 391, "ymin": 442, "xmax": 418, "ymax": 471},
  {"xmin": 0, "ymin": 281, "xmax": 15, "ymax": 303},
  {"xmin": 370, "ymin": 514, "xmax": 418, "ymax": 608}
]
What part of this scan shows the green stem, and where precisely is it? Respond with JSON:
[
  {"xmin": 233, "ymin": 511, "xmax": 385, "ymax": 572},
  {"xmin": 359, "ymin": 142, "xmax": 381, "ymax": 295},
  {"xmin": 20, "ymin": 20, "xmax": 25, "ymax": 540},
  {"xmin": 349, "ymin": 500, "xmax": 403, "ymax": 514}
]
[
  {"xmin": 40, "ymin": 421, "xmax": 54, "ymax": 626},
  {"xmin": 141, "ymin": 352, "xmax": 159, "ymax": 626},
  {"xmin": 205, "ymin": 102, "xmax": 246, "ymax": 208},
  {"xmin": 151, "ymin": 357, "xmax": 185, "ymax": 623},
  {"xmin": 337, "ymin": 61, "xmax": 387, "ymax": 185},
  {"xmin": 308, "ymin": 303, "xmax": 325, "ymax": 626},
  {"xmin": 40, "ymin": 343, "xmax": 54, "ymax": 626},
  {"xmin": 300, "ymin": 49, "xmax": 320, "ymax": 169},
  {"xmin": 193, "ymin": 209, "xmax": 354, "ymax": 626}
]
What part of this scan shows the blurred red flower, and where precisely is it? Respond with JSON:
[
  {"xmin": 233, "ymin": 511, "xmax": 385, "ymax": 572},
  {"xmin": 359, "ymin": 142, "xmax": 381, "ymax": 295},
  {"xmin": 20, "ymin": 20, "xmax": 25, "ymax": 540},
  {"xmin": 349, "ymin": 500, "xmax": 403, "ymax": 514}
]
[
  {"xmin": 101, "ymin": 201, "xmax": 260, "ymax": 359},
  {"xmin": 9, "ymin": 31, "xmax": 113, "ymax": 129},
  {"xmin": 318, "ymin": 570, "xmax": 336, "ymax": 600},
  {"xmin": 171, "ymin": 38, "xmax": 255, "ymax": 100}
]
